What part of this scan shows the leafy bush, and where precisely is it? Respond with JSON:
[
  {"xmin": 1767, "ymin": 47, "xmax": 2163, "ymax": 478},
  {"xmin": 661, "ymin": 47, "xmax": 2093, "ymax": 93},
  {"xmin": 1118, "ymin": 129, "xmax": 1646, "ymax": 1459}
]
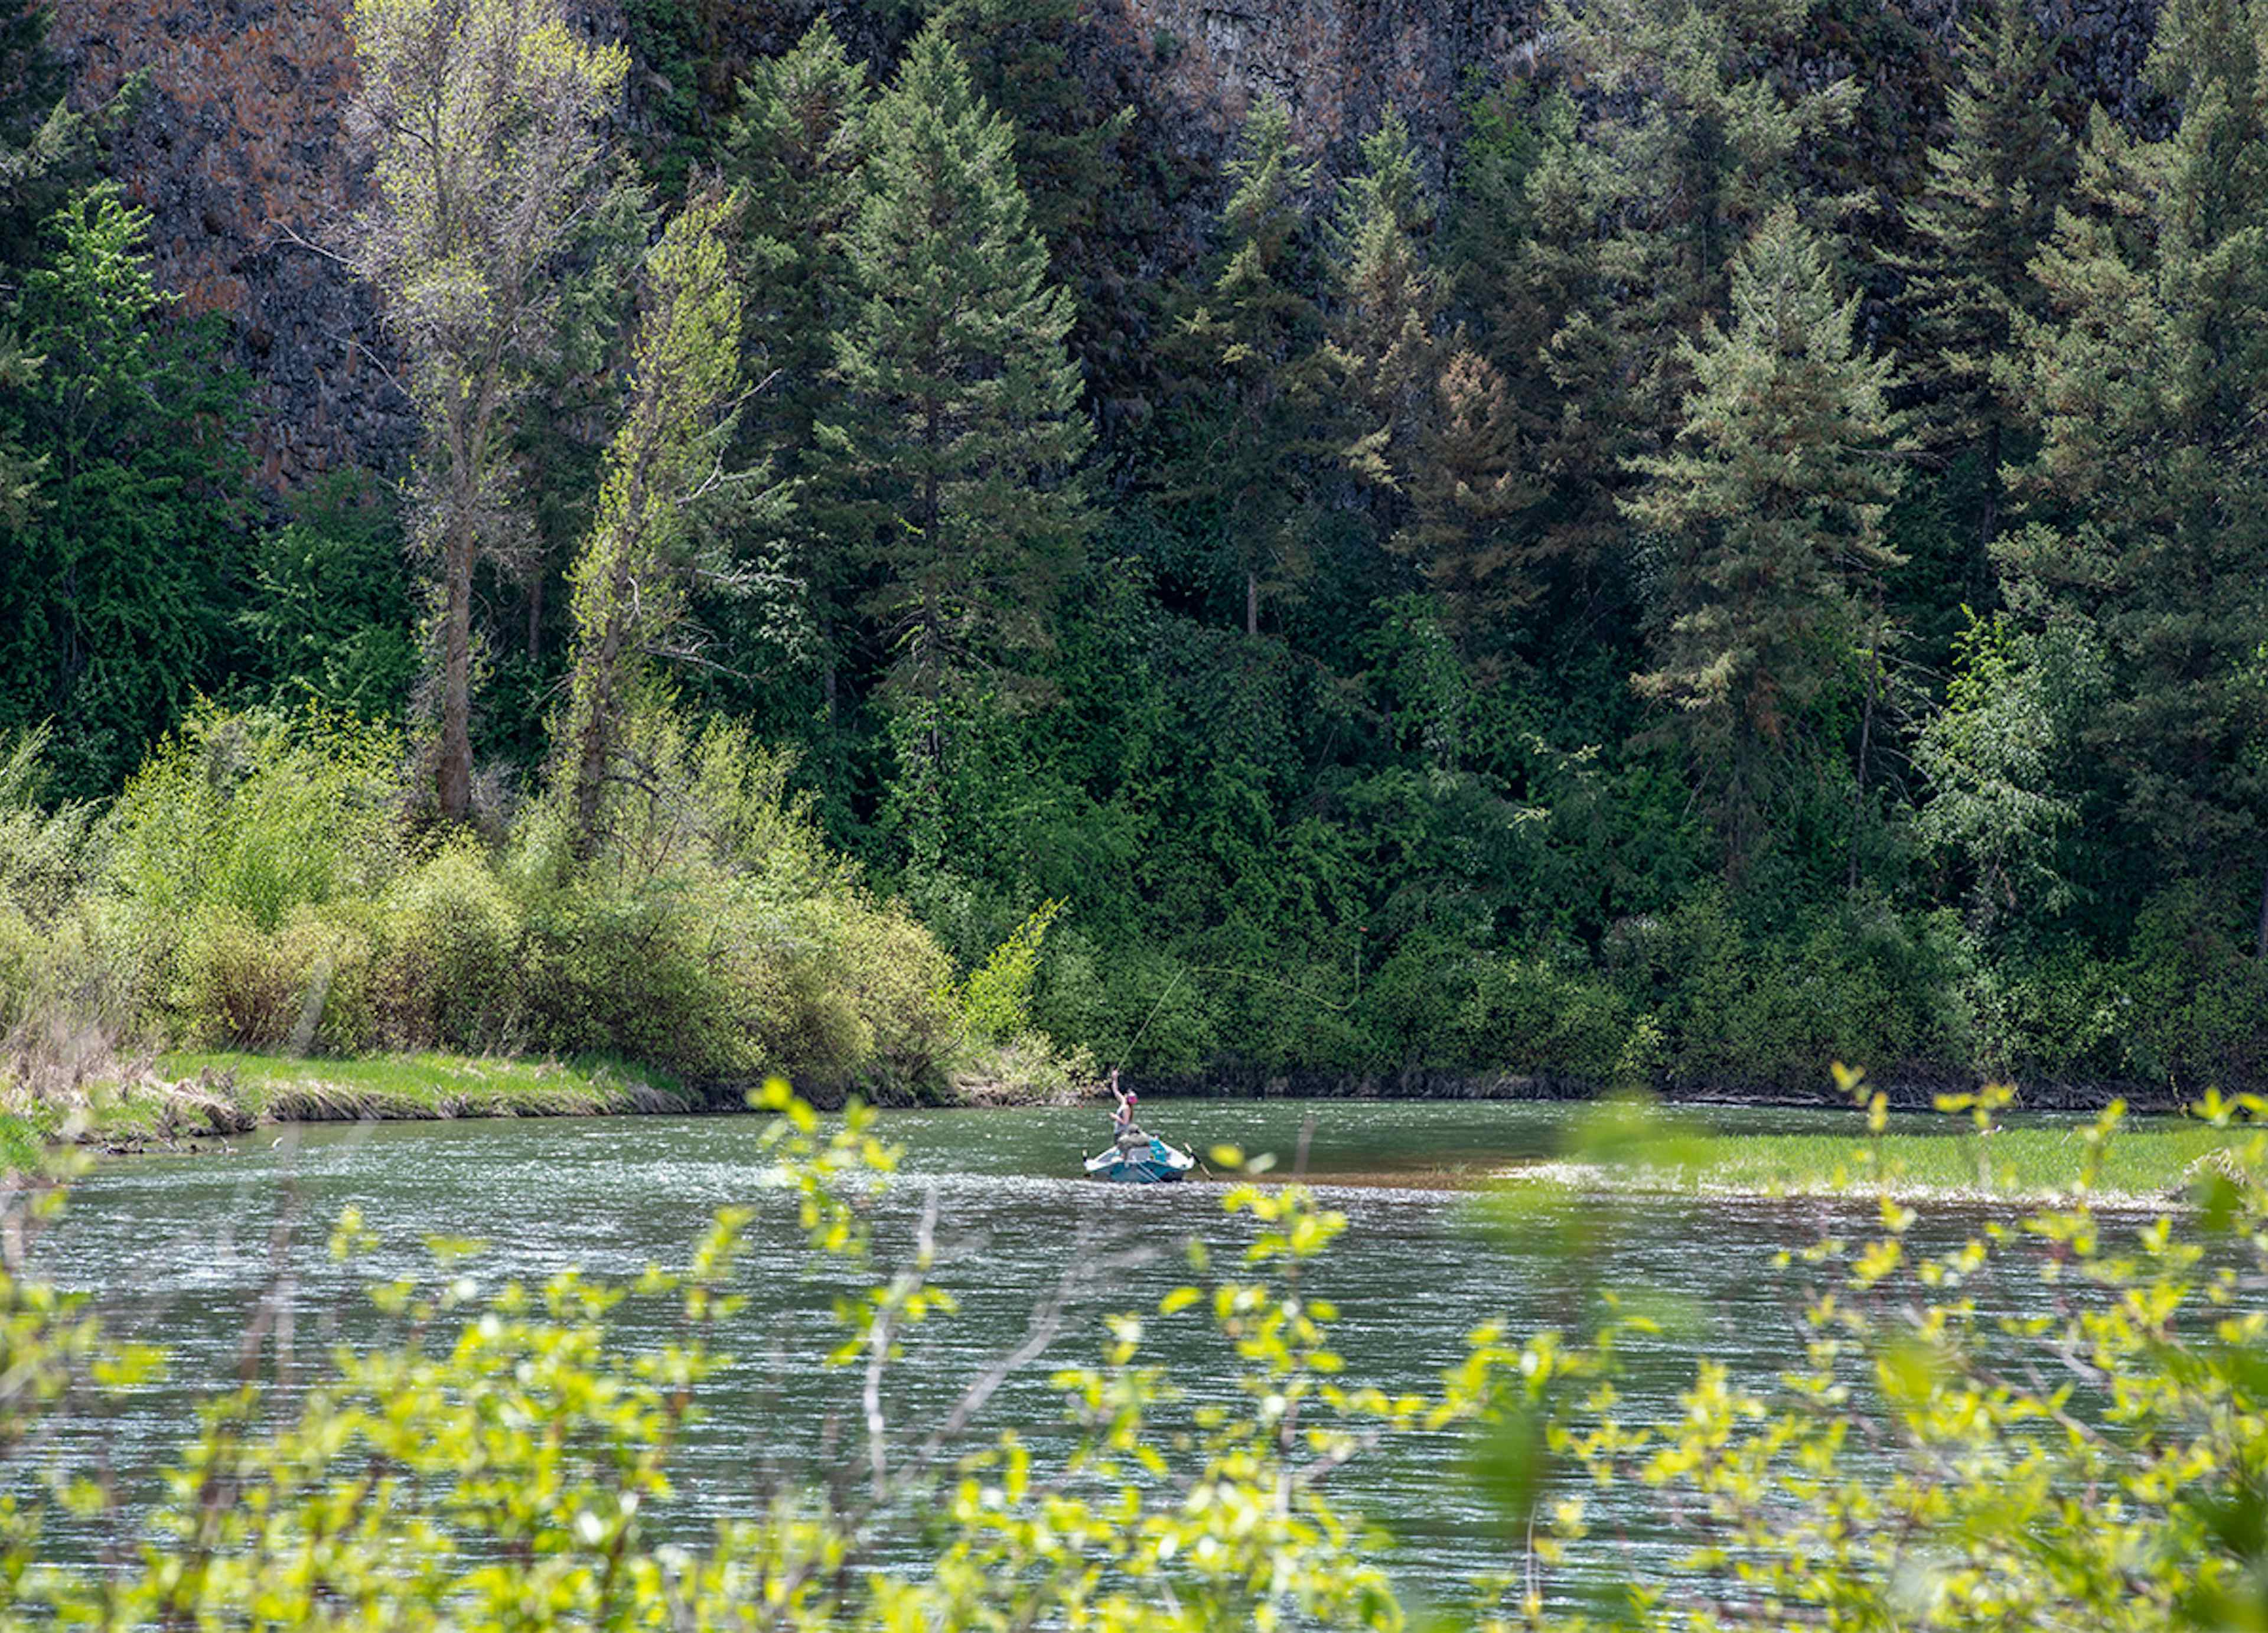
[
  {"xmin": 1460, "ymin": 950, "xmax": 1634, "ymax": 1082},
  {"xmin": 370, "ymin": 844, "xmax": 521, "ymax": 1052},
  {"xmin": 959, "ymin": 899, "xmax": 1062, "ymax": 1045},
  {"xmin": 2117, "ymin": 885, "xmax": 2268, "ymax": 1090},
  {"xmin": 105, "ymin": 707, "xmax": 405, "ymax": 1017}
]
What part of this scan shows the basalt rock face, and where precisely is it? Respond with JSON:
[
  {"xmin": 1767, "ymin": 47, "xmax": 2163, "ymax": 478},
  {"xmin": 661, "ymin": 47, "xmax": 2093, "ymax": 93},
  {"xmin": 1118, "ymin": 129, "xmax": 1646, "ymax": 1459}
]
[
  {"xmin": 48, "ymin": 0, "xmax": 2157, "ymax": 491},
  {"xmin": 45, "ymin": 0, "xmax": 625, "ymax": 491},
  {"xmin": 51, "ymin": 0, "xmax": 397, "ymax": 490}
]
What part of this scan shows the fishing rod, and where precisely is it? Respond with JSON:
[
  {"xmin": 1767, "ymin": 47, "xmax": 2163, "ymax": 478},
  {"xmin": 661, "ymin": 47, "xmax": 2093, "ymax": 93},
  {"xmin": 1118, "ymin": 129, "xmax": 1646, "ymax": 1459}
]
[
  {"xmin": 1112, "ymin": 962, "xmax": 1354, "ymax": 1075},
  {"xmin": 1105, "ymin": 961, "xmax": 1356, "ymax": 1179}
]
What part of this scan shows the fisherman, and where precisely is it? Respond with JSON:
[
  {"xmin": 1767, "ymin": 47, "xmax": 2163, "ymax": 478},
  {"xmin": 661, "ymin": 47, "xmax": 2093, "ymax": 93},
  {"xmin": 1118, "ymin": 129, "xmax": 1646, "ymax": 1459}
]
[{"xmin": 1108, "ymin": 1068, "xmax": 1145, "ymax": 1151}]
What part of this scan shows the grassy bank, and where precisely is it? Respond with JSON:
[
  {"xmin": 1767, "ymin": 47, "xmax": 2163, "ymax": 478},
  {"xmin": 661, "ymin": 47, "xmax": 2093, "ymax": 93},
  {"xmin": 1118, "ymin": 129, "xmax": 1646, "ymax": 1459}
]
[
  {"xmin": 5, "ymin": 1051, "xmax": 697, "ymax": 1155},
  {"xmin": 1510, "ymin": 1120, "xmax": 2257, "ymax": 1204}
]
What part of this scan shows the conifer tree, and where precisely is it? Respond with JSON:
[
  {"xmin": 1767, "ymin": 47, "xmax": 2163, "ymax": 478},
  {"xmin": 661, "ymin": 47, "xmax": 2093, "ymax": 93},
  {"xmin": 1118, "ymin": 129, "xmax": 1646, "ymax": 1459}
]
[
  {"xmin": 2005, "ymin": 0, "xmax": 2268, "ymax": 940},
  {"xmin": 1895, "ymin": 0, "xmax": 2074, "ymax": 548},
  {"xmin": 1396, "ymin": 350, "xmax": 1541, "ymax": 669},
  {"xmin": 562, "ymin": 188, "xmax": 747, "ymax": 855},
  {"xmin": 725, "ymin": 19, "xmax": 868, "ymax": 484},
  {"xmin": 828, "ymin": 23, "xmax": 1091, "ymax": 747},
  {"xmin": 1329, "ymin": 105, "xmax": 1442, "ymax": 488},
  {"xmin": 720, "ymin": 18, "xmax": 871, "ymax": 711},
  {"xmin": 1546, "ymin": 0, "xmax": 1859, "ymax": 429},
  {"xmin": 1332, "ymin": 107, "xmax": 1539, "ymax": 664},
  {"xmin": 1447, "ymin": 84, "xmax": 1631, "ymax": 601},
  {"xmin": 1628, "ymin": 209, "xmax": 1909, "ymax": 873},
  {"xmin": 930, "ymin": 0, "xmax": 1128, "ymax": 258},
  {"xmin": 1172, "ymin": 96, "xmax": 1333, "ymax": 638},
  {"xmin": 0, "ymin": 189, "xmax": 249, "ymax": 797}
]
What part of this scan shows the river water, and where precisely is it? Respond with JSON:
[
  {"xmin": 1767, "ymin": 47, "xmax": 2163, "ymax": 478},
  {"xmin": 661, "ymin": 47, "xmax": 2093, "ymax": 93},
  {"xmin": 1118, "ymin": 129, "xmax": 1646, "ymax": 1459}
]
[{"xmin": 27, "ymin": 1099, "xmax": 2133, "ymax": 1602}]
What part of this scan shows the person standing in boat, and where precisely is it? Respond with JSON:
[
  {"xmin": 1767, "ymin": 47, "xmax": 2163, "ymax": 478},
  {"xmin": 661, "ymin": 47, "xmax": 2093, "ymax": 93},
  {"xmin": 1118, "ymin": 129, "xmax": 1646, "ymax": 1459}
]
[{"xmin": 1109, "ymin": 1069, "xmax": 1144, "ymax": 1150}]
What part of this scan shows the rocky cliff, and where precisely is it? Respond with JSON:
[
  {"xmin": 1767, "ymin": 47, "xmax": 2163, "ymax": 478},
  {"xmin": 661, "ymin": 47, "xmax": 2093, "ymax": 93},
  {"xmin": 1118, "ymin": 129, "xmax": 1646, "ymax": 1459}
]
[{"xmin": 46, "ymin": 0, "xmax": 2157, "ymax": 491}]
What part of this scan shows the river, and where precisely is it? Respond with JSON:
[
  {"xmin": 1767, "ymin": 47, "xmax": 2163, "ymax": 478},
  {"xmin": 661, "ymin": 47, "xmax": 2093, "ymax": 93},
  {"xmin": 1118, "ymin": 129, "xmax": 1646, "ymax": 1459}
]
[{"xmin": 27, "ymin": 1099, "xmax": 2129, "ymax": 1602}]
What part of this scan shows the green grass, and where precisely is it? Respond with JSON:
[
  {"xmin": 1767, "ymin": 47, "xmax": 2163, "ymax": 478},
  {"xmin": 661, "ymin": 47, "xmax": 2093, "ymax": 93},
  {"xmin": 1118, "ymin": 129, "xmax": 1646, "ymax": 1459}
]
[
  {"xmin": 1522, "ymin": 1120, "xmax": 2260, "ymax": 1202},
  {"xmin": 153, "ymin": 1051, "xmax": 693, "ymax": 1123},
  {"xmin": 0, "ymin": 1051, "xmax": 698, "ymax": 1168}
]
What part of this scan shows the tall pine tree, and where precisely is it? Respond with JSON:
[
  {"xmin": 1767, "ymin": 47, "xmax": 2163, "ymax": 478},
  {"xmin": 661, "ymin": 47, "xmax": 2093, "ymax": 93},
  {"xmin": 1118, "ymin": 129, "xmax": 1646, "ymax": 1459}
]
[
  {"xmin": 1329, "ymin": 104, "xmax": 1442, "ymax": 490},
  {"xmin": 1169, "ymin": 96, "xmax": 1333, "ymax": 638},
  {"xmin": 1332, "ymin": 106, "xmax": 1539, "ymax": 666},
  {"xmin": 719, "ymin": 18, "xmax": 871, "ymax": 722},
  {"xmin": 2005, "ymin": 0, "xmax": 2268, "ymax": 943},
  {"xmin": 828, "ymin": 23, "xmax": 1091, "ymax": 751},
  {"xmin": 0, "ymin": 189, "xmax": 249, "ymax": 797},
  {"xmin": 1895, "ymin": 0, "xmax": 2074, "ymax": 552},
  {"xmin": 1628, "ymin": 208, "xmax": 1909, "ymax": 875}
]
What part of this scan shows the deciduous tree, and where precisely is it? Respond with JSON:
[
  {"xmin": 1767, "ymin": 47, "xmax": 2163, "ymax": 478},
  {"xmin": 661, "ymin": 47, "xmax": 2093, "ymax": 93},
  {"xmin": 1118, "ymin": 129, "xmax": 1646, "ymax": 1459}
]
[
  {"xmin": 341, "ymin": 0, "xmax": 628, "ymax": 821},
  {"xmin": 562, "ymin": 188, "xmax": 748, "ymax": 855}
]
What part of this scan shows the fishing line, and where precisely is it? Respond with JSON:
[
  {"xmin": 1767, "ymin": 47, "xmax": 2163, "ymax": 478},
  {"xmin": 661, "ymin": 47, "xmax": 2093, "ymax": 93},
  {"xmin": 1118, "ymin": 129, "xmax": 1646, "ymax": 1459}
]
[
  {"xmin": 1111, "ymin": 961, "xmax": 1353, "ymax": 1077},
  {"xmin": 1104, "ymin": 960, "xmax": 1357, "ymax": 1178}
]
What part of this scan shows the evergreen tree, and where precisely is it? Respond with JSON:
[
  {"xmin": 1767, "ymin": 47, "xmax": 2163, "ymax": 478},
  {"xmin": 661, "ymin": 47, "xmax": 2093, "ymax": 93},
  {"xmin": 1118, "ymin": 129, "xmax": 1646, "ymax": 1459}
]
[
  {"xmin": 1169, "ymin": 96, "xmax": 1333, "ymax": 638},
  {"xmin": 1546, "ymin": 0, "xmax": 1859, "ymax": 428},
  {"xmin": 1628, "ymin": 208, "xmax": 1909, "ymax": 874},
  {"xmin": 1442, "ymin": 0, "xmax": 1858, "ymax": 624},
  {"xmin": 930, "ymin": 0, "xmax": 1128, "ymax": 257},
  {"xmin": 239, "ymin": 471, "xmax": 418, "ymax": 720},
  {"xmin": 0, "ymin": 1, "xmax": 119, "ymax": 527},
  {"xmin": 0, "ymin": 188, "xmax": 248, "ymax": 797},
  {"xmin": 1894, "ymin": 0, "xmax": 2074, "ymax": 549},
  {"xmin": 828, "ymin": 23, "xmax": 1091, "ymax": 746},
  {"xmin": 1396, "ymin": 349, "xmax": 1541, "ymax": 670},
  {"xmin": 1447, "ymin": 82, "xmax": 1631, "ymax": 604},
  {"xmin": 1329, "ymin": 105, "xmax": 1442, "ymax": 488},
  {"xmin": 2004, "ymin": 0, "xmax": 2268, "ymax": 941},
  {"xmin": 1332, "ymin": 106, "xmax": 1540, "ymax": 666},
  {"xmin": 931, "ymin": 0, "xmax": 1140, "ymax": 396},
  {"xmin": 720, "ymin": 18, "xmax": 872, "ymax": 717}
]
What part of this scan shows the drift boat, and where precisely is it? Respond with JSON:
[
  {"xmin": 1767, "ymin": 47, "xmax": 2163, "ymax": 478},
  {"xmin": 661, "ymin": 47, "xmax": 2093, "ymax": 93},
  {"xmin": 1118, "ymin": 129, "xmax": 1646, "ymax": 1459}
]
[{"xmin": 1083, "ymin": 1134, "xmax": 1198, "ymax": 1184}]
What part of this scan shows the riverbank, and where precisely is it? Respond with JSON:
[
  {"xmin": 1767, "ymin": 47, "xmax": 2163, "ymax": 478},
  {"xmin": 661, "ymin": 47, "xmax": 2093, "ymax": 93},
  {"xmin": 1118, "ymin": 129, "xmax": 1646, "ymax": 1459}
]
[
  {"xmin": 1498, "ymin": 1121, "xmax": 2257, "ymax": 1205},
  {"xmin": 1128, "ymin": 1065, "xmax": 2197, "ymax": 1113},
  {"xmin": 4, "ymin": 1051, "xmax": 698, "ymax": 1156}
]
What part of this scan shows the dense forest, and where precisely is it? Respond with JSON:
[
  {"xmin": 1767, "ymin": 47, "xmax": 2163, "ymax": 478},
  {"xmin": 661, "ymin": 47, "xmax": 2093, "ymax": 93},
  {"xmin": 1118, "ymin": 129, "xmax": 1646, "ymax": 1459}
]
[{"xmin": 2, "ymin": 0, "xmax": 2266, "ymax": 1099}]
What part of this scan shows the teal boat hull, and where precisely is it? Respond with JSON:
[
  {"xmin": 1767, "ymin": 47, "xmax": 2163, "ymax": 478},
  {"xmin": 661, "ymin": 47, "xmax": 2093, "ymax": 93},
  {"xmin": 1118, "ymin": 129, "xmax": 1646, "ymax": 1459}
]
[{"xmin": 1083, "ymin": 1135, "xmax": 1197, "ymax": 1184}]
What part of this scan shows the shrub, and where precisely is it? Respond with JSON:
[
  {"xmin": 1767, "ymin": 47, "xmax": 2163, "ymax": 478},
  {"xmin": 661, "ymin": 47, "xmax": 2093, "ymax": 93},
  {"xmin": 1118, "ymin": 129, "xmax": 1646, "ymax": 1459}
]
[
  {"xmin": 173, "ymin": 902, "xmax": 377, "ymax": 1054},
  {"xmin": 372, "ymin": 845, "xmax": 521, "ymax": 1052},
  {"xmin": 1461, "ymin": 950, "xmax": 1632, "ymax": 1081},
  {"xmin": 518, "ymin": 874, "xmax": 751, "ymax": 1080},
  {"xmin": 104, "ymin": 707, "xmax": 405, "ymax": 1012},
  {"xmin": 829, "ymin": 899, "xmax": 961, "ymax": 1100},
  {"xmin": 2117, "ymin": 885, "xmax": 2268, "ymax": 1089},
  {"xmin": 959, "ymin": 899, "xmax": 1061, "ymax": 1045}
]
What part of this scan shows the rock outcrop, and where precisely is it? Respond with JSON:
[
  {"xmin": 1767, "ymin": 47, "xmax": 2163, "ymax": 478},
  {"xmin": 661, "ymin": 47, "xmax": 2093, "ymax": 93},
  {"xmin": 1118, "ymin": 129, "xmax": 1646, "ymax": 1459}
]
[{"xmin": 47, "ymin": 0, "xmax": 2159, "ymax": 491}]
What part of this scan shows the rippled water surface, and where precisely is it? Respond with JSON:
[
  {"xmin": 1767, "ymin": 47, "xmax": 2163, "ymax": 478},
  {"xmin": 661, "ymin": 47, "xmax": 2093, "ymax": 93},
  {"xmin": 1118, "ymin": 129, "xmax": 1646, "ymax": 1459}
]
[{"xmin": 30, "ymin": 1099, "xmax": 2138, "ymax": 1596}]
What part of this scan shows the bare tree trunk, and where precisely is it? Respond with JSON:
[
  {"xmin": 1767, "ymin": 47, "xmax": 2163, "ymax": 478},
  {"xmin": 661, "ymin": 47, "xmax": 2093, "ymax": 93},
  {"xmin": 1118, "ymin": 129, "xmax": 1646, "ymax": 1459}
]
[
  {"xmin": 1847, "ymin": 630, "xmax": 1881, "ymax": 893},
  {"xmin": 2254, "ymin": 852, "xmax": 2268, "ymax": 959},
  {"xmin": 570, "ymin": 573, "xmax": 628, "ymax": 855},
  {"xmin": 1246, "ymin": 569, "xmax": 1259, "ymax": 638},
  {"xmin": 438, "ymin": 528, "xmax": 474, "ymax": 822}
]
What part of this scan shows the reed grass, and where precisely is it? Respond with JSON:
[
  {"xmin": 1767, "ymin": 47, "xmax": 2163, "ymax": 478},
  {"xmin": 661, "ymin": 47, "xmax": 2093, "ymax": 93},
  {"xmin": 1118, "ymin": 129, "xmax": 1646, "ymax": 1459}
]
[{"xmin": 1516, "ymin": 1120, "xmax": 2253, "ymax": 1203}]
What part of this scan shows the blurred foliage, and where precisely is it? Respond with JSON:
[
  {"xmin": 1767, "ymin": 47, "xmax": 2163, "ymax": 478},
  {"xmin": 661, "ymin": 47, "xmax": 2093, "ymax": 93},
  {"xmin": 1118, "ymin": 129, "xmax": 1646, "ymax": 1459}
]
[{"xmin": 1, "ymin": 1081, "xmax": 2267, "ymax": 1626}]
